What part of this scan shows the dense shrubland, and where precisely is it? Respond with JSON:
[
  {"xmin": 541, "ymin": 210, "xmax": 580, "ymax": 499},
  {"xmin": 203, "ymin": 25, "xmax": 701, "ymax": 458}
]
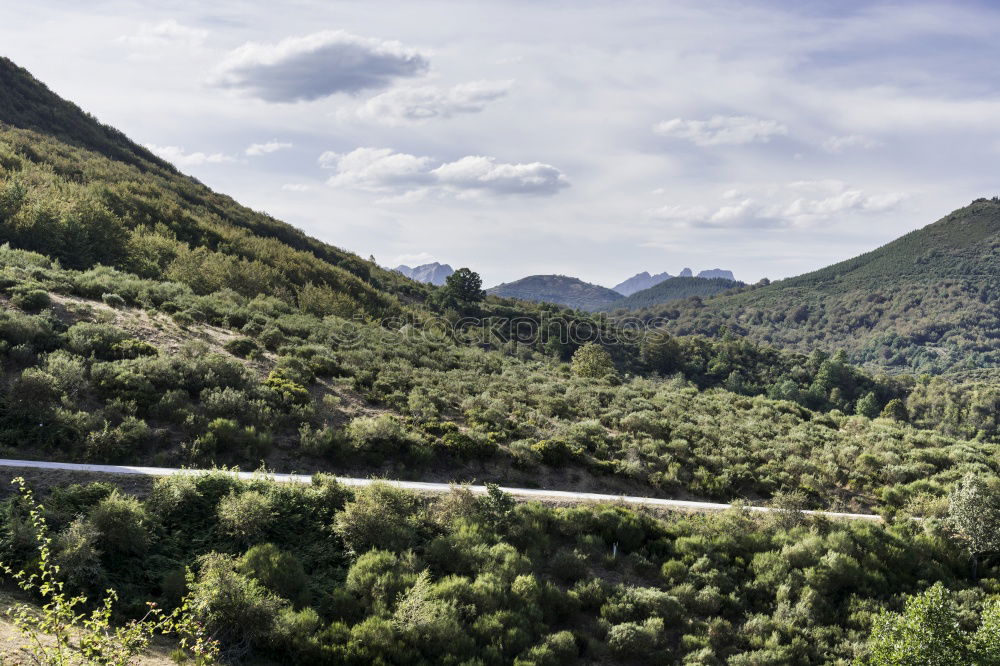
[
  {"xmin": 1, "ymin": 474, "xmax": 998, "ymax": 665},
  {"xmin": 0, "ymin": 241, "xmax": 998, "ymax": 513}
]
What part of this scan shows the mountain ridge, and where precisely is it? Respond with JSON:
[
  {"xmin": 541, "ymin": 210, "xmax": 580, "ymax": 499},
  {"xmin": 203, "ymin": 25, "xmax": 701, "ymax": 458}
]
[
  {"xmin": 393, "ymin": 261, "xmax": 454, "ymax": 286},
  {"xmin": 643, "ymin": 197, "xmax": 1000, "ymax": 373},
  {"xmin": 487, "ymin": 274, "xmax": 624, "ymax": 311}
]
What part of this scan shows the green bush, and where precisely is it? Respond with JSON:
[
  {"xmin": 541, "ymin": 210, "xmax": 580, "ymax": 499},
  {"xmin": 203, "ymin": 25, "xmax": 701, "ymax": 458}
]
[
  {"xmin": 238, "ymin": 543, "xmax": 310, "ymax": 607},
  {"xmin": 190, "ymin": 552, "xmax": 286, "ymax": 657},
  {"xmin": 10, "ymin": 288, "xmax": 49, "ymax": 311},
  {"xmin": 224, "ymin": 336, "xmax": 259, "ymax": 358},
  {"xmin": 88, "ymin": 490, "xmax": 150, "ymax": 558},
  {"xmin": 101, "ymin": 292, "xmax": 126, "ymax": 308},
  {"xmin": 216, "ymin": 490, "xmax": 275, "ymax": 544},
  {"xmin": 335, "ymin": 483, "xmax": 423, "ymax": 553},
  {"xmin": 606, "ymin": 617, "xmax": 665, "ymax": 657},
  {"xmin": 346, "ymin": 414, "xmax": 417, "ymax": 457}
]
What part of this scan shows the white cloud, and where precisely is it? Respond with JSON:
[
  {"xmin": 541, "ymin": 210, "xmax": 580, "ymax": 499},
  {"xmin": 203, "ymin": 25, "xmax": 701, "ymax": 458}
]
[
  {"xmin": 352, "ymin": 80, "xmax": 512, "ymax": 125},
  {"xmin": 320, "ymin": 148, "xmax": 569, "ymax": 197},
  {"xmin": 648, "ymin": 181, "xmax": 906, "ymax": 229},
  {"xmin": 821, "ymin": 134, "xmax": 882, "ymax": 153},
  {"xmin": 119, "ymin": 19, "xmax": 208, "ymax": 47},
  {"xmin": 653, "ymin": 115, "xmax": 788, "ymax": 146},
  {"xmin": 282, "ymin": 183, "xmax": 311, "ymax": 192},
  {"xmin": 391, "ymin": 252, "xmax": 436, "ymax": 266},
  {"xmin": 246, "ymin": 140, "xmax": 293, "ymax": 156},
  {"xmin": 212, "ymin": 30, "xmax": 428, "ymax": 102},
  {"xmin": 143, "ymin": 144, "xmax": 233, "ymax": 167}
]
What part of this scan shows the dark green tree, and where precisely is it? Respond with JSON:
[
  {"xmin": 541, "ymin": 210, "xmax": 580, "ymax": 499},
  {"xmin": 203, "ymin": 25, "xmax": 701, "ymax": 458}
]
[
  {"xmin": 880, "ymin": 398, "xmax": 909, "ymax": 422},
  {"xmin": 855, "ymin": 392, "xmax": 880, "ymax": 419},
  {"xmin": 442, "ymin": 268, "xmax": 484, "ymax": 304}
]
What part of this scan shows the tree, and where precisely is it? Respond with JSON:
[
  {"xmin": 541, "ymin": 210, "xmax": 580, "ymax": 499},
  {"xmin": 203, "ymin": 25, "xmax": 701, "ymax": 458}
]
[
  {"xmin": 571, "ymin": 343, "xmax": 616, "ymax": 379},
  {"xmin": 865, "ymin": 583, "xmax": 962, "ymax": 665},
  {"xmin": 639, "ymin": 330, "xmax": 683, "ymax": 375},
  {"xmin": 863, "ymin": 583, "xmax": 1000, "ymax": 665},
  {"xmin": 948, "ymin": 473, "xmax": 1000, "ymax": 579},
  {"xmin": 880, "ymin": 398, "xmax": 909, "ymax": 422},
  {"xmin": 855, "ymin": 392, "xmax": 880, "ymax": 419},
  {"xmin": 442, "ymin": 268, "xmax": 484, "ymax": 304}
]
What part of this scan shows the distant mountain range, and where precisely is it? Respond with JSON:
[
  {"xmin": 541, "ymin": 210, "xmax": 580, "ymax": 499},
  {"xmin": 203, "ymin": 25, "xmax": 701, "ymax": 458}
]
[
  {"xmin": 612, "ymin": 268, "xmax": 736, "ymax": 295},
  {"xmin": 615, "ymin": 276, "xmax": 744, "ymax": 311},
  {"xmin": 487, "ymin": 275, "xmax": 625, "ymax": 312},
  {"xmin": 393, "ymin": 262, "xmax": 454, "ymax": 286},
  {"xmin": 487, "ymin": 271, "xmax": 742, "ymax": 312},
  {"xmin": 613, "ymin": 271, "xmax": 673, "ymax": 296}
]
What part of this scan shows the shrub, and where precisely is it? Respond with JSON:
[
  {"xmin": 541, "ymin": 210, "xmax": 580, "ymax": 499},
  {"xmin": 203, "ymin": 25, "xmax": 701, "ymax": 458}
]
[
  {"xmin": 52, "ymin": 516, "xmax": 105, "ymax": 592},
  {"xmin": 195, "ymin": 417, "xmax": 271, "ymax": 459},
  {"xmin": 101, "ymin": 292, "xmax": 126, "ymax": 308},
  {"xmin": 238, "ymin": 543, "xmax": 310, "ymax": 607},
  {"xmin": 224, "ymin": 336, "xmax": 259, "ymax": 358},
  {"xmin": 344, "ymin": 549, "xmax": 418, "ymax": 614},
  {"xmin": 298, "ymin": 423, "xmax": 339, "ymax": 457},
  {"xmin": 10, "ymin": 288, "xmax": 50, "ymax": 311},
  {"xmin": 601, "ymin": 585, "xmax": 683, "ymax": 624},
  {"xmin": 346, "ymin": 414, "xmax": 416, "ymax": 456},
  {"xmin": 442, "ymin": 430, "xmax": 497, "ymax": 460},
  {"xmin": 335, "ymin": 482, "xmax": 423, "ymax": 553},
  {"xmin": 606, "ymin": 617, "xmax": 664, "ymax": 656},
  {"xmin": 190, "ymin": 552, "xmax": 286, "ymax": 658},
  {"xmin": 518, "ymin": 630, "xmax": 578, "ymax": 666},
  {"xmin": 66, "ymin": 322, "xmax": 129, "ymax": 359},
  {"xmin": 531, "ymin": 439, "xmax": 579, "ymax": 467},
  {"xmin": 84, "ymin": 417, "xmax": 150, "ymax": 462},
  {"xmin": 264, "ymin": 373, "xmax": 311, "ymax": 406},
  {"xmin": 88, "ymin": 490, "xmax": 150, "ymax": 558},
  {"xmin": 571, "ymin": 344, "xmax": 615, "ymax": 379},
  {"xmin": 216, "ymin": 490, "xmax": 275, "ymax": 544}
]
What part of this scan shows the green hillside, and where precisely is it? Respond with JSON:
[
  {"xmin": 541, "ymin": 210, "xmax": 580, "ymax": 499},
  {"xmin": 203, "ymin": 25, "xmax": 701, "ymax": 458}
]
[
  {"xmin": 487, "ymin": 275, "xmax": 624, "ymax": 311},
  {"xmin": 613, "ymin": 276, "xmax": 744, "ymax": 311},
  {"xmin": 634, "ymin": 198, "xmax": 1000, "ymax": 375},
  {"xmin": 2, "ymin": 58, "xmax": 1000, "ymax": 665}
]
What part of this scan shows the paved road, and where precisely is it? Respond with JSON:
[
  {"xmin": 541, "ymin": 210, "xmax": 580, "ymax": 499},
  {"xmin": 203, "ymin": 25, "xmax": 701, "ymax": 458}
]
[{"xmin": 0, "ymin": 458, "xmax": 881, "ymax": 521}]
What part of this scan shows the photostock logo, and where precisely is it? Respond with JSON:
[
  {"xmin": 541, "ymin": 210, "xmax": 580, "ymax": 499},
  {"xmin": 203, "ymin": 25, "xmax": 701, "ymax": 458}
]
[{"xmin": 325, "ymin": 312, "xmax": 673, "ymax": 349}]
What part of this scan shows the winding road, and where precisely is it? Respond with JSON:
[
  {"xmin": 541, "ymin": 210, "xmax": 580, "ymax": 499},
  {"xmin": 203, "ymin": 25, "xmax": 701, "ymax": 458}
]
[{"xmin": 0, "ymin": 458, "xmax": 881, "ymax": 521}]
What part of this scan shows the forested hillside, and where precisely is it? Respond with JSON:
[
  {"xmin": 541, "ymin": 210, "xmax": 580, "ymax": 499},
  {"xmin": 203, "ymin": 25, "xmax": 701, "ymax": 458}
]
[
  {"xmin": 487, "ymin": 275, "xmax": 625, "ymax": 312},
  {"xmin": 2, "ymin": 57, "xmax": 1000, "ymax": 665},
  {"xmin": 633, "ymin": 198, "xmax": 1000, "ymax": 375},
  {"xmin": 613, "ymin": 276, "xmax": 744, "ymax": 311}
]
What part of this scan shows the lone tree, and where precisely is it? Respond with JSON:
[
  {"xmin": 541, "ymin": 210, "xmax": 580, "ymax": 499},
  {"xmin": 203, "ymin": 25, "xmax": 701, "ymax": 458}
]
[
  {"xmin": 948, "ymin": 473, "xmax": 1000, "ymax": 580},
  {"xmin": 442, "ymin": 268, "xmax": 484, "ymax": 304},
  {"xmin": 571, "ymin": 343, "xmax": 616, "ymax": 379}
]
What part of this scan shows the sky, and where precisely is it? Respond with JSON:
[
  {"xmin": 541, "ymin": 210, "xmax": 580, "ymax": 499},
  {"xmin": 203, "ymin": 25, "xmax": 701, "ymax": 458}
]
[{"xmin": 4, "ymin": 0, "xmax": 1000, "ymax": 287}]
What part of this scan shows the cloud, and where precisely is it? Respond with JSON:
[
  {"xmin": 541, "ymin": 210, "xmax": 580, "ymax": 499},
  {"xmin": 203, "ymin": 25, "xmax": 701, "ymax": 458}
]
[
  {"xmin": 821, "ymin": 134, "xmax": 883, "ymax": 154},
  {"xmin": 648, "ymin": 181, "xmax": 906, "ymax": 229},
  {"xmin": 212, "ymin": 30, "xmax": 429, "ymax": 102},
  {"xmin": 119, "ymin": 19, "xmax": 208, "ymax": 47},
  {"xmin": 653, "ymin": 115, "xmax": 788, "ymax": 146},
  {"xmin": 143, "ymin": 144, "xmax": 233, "ymax": 167},
  {"xmin": 352, "ymin": 80, "xmax": 512, "ymax": 125},
  {"xmin": 320, "ymin": 147, "xmax": 569, "ymax": 197},
  {"xmin": 246, "ymin": 140, "xmax": 293, "ymax": 156},
  {"xmin": 282, "ymin": 183, "xmax": 311, "ymax": 192},
  {"xmin": 391, "ymin": 252, "xmax": 437, "ymax": 267}
]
